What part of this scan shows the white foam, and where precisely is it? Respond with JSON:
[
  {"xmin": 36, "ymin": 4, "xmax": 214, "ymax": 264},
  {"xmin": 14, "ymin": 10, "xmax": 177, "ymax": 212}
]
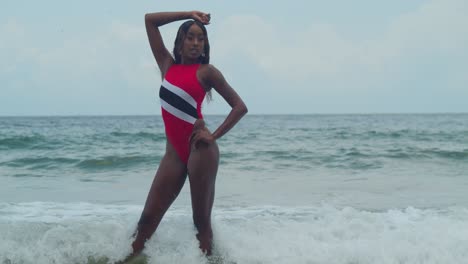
[{"xmin": 1, "ymin": 202, "xmax": 468, "ymax": 263}]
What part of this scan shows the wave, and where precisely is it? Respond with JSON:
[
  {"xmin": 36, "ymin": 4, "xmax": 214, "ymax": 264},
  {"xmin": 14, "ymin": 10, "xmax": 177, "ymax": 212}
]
[
  {"xmin": 1, "ymin": 154, "xmax": 159, "ymax": 172},
  {"xmin": 329, "ymin": 129, "xmax": 468, "ymax": 142},
  {"xmin": 1, "ymin": 203, "xmax": 468, "ymax": 264},
  {"xmin": 238, "ymin": 145, "xmax": 467, "ymax": 171},
  {"xmin": 0, "ymin": 131, "xmax": 166, "ymax": 151},
  {"xmin": 3, "ymin": 146, "xmax": 464, "ymax": 173},
  {"xmin": 75, "ymin": 155, "xmax": 159, "ymax": 171},
  {"xmin": 0, "ymin": 157, "xmax": 79, "ymax": 169},
  {"xmin": 109, "ymin": 131, "xmax": 166, "ymax": 142},
  {"xmin": 0, "ymin": 134, "xmax": 49, "ymax": 150},
  {"xmin": 382, "ymin": 147, "xmax": 468, "ymax": 160},
  {"xmin": 425, "ymin": 148, "xmax": 468, "ymax": 160}
]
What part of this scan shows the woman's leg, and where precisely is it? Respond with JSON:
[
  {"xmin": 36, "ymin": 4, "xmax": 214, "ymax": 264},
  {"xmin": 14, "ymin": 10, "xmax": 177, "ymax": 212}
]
[
  {"xmin": 131, "ymin": 142, "xmax": 188, "ymax": 255},
  {"xmin": 187, "ymin": 126, "xmax": 220, "ymax": 255}
]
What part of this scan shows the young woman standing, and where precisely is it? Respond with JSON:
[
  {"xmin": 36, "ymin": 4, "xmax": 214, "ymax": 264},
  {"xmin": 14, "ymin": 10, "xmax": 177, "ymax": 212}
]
[{"xmin": 126, "ymin": 10, "xmax": 247, "ymax": 259}]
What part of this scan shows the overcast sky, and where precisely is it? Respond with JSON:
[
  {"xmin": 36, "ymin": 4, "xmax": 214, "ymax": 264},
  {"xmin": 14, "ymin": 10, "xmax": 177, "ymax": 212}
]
[{"xmin": 1, "ymin": 0, "xmax": 467, "ymax": 116}]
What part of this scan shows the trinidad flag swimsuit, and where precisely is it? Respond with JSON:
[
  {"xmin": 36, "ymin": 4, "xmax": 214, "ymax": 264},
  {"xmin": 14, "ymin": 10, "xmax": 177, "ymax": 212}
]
[{"xmin": 159, "ymin": 64, "xmax": 207, "ymax": 164}]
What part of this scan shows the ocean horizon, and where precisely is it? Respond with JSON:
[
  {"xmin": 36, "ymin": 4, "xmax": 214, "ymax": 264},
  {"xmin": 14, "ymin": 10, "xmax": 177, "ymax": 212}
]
[{"xmin": 2, "ymin": 112, "xmax": 468, "ymax": 117}]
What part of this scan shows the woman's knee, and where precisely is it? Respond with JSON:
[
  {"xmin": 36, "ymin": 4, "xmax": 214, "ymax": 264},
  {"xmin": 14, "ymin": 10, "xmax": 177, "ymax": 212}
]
[
  {"xmin": 188, "ymin": 144, "xmax": 219, "ymax": 174},
  {"xmin": 193, "ymin": 143, "xmax": 219, "ymax": 163}
]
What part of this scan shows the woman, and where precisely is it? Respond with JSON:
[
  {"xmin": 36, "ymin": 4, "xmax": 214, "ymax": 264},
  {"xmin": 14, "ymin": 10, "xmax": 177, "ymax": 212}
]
[{"xmin": 127, "ymin": 10, "xmax": 247, "ymax": 259}]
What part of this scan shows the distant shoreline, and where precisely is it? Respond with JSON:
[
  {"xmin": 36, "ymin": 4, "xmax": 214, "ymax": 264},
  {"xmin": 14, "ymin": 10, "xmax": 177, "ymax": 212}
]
[{"xmin": 1, "ymin": 112, "xmax": 468, "ymax": 118}]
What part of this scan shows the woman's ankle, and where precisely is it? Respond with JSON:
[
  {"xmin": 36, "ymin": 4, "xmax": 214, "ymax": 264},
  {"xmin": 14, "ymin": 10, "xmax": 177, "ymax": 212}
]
[{"xmin": 196, "ymin": 229, "xmax": 213, "ymax": 255}]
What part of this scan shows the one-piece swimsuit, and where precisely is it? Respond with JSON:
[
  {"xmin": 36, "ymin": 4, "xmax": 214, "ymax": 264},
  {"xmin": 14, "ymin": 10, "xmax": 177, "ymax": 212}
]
[{"xmin": 159, "ymin": 63, "xmax": 206, "ymax": 164}]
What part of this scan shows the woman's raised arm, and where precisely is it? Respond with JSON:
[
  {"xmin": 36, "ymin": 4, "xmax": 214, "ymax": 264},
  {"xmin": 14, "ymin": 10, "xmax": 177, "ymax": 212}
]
[{"xmin": 144, "ymin": 11, "xmax": 210, "ymax": 78}]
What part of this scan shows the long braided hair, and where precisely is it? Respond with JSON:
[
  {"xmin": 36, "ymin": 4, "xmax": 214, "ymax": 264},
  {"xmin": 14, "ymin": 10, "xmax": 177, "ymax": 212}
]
[
  {"xmin": 173, "ymin": 20, "xmax": 212, "ymax": 100},
  {"xmin": 173, "ymin": 20, "xmax": 210, "ymax": 64}
]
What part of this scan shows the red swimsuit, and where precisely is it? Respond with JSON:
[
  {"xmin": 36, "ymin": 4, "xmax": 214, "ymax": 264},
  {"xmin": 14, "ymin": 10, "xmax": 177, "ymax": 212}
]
[{"xmin": 159, "ymin": 64, "xmax": 206, "ymax": 164}]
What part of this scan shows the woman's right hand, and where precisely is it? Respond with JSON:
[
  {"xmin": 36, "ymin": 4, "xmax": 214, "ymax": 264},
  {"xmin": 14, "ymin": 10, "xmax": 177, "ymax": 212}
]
[{"xmin": 191, "ymin": 11, "xmax": 211, "ymax": 25}]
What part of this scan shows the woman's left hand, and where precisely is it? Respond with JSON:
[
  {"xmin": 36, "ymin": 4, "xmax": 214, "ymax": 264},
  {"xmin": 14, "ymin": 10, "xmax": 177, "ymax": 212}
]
[{"xmin": 191, "ymin": 11, "xmax": 211, "ymax": 25}]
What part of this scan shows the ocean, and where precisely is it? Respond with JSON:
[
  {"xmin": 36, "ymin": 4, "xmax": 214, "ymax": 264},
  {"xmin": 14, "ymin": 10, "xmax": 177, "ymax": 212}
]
[{"xmin": 1, "ymin": 114, "xmax": 468, "ymax": 264}]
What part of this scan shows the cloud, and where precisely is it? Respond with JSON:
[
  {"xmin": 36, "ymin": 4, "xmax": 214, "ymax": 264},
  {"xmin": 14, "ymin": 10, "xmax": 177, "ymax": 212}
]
[
  {"xmin": 1, "ymin": 19, "xmax": 157, "ymax": 86},
  {"xmin": 1, "ymin": 18, "xmax": 164, "ymax": 115},
  {"xmin": 2, "ymin": 1, "xmax": 466, "ymax": 115},
  {"xmin": 213, "ymin": 0, "xmax": 468, "ymax": 86},
  {"xmin": 365, "ymin": 0, "xmax": 468, "ymax": 67},
  {"xmin": 1, "ymin": 19, "xmax": 32, "ymax": 73}
]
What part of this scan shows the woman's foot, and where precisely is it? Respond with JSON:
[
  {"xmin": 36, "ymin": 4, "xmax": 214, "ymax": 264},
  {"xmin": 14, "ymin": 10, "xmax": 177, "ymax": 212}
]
[
  {"xmin": 196, "ymin": 230, "xmax": 213, "ymax": 256},
  {"xmin": 115, "ymin": 252, "xmax": 147, "ymax": 264},
  {"xmin": 115, "ymin": 241, "xmax": 144, "ymax": 264}
]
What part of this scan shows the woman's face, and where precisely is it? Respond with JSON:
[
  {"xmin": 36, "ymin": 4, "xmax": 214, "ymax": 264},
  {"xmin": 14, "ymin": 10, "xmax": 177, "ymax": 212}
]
[{"xmin": 181, "ymin": 24, "xmax": 205, "ymax": 63}]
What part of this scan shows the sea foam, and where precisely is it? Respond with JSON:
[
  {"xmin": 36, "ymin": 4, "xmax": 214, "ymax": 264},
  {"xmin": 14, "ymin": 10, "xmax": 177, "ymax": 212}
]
[{"xmin": 1, "ymin": 202, "xmax": 468, "ymax": 264}]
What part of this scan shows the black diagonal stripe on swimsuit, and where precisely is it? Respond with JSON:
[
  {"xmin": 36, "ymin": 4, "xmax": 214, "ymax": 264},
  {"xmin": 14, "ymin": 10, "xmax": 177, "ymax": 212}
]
[{"xmin": 159, "ymin": 85, "xmax": 198, "ymax": 119}]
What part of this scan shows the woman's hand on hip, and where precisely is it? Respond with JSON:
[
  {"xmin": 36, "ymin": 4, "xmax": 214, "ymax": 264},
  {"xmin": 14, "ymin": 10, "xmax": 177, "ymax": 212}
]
[
  {"xmin": 190, "ymin": 119, "xmax": 215, "ymax": 149},
  {"xmin": 191, "ymin": 129, "xmax": 215, "ymax": 149}
]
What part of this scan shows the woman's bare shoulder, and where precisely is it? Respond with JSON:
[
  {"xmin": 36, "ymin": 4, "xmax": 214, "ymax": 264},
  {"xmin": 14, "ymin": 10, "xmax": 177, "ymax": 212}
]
[{"xmin": 198, "ymin": 64, "xmax": 223, "ymax": 78}]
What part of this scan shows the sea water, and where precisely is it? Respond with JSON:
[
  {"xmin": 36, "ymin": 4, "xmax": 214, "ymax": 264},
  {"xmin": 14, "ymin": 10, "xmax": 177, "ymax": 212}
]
[{"xmin": 1, "ymin": 114, "xmax": 468, "ymax": 263}]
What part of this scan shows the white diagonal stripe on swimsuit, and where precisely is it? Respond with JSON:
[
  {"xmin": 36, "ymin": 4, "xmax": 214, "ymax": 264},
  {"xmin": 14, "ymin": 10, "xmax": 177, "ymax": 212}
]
[
  {"xmin": 162, "ymin": 79, "xmax": 197, "ymax": 109},
  {"xmin": 160, "ymin": 99, "xmax": 197, "ymax": 124}
]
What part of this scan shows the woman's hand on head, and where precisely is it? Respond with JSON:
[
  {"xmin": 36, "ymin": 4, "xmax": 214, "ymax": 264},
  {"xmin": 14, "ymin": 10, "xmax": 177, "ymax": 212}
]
[{"xmin": 191, "ymin": 11, "xmax": 211, "ymax": 25}]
